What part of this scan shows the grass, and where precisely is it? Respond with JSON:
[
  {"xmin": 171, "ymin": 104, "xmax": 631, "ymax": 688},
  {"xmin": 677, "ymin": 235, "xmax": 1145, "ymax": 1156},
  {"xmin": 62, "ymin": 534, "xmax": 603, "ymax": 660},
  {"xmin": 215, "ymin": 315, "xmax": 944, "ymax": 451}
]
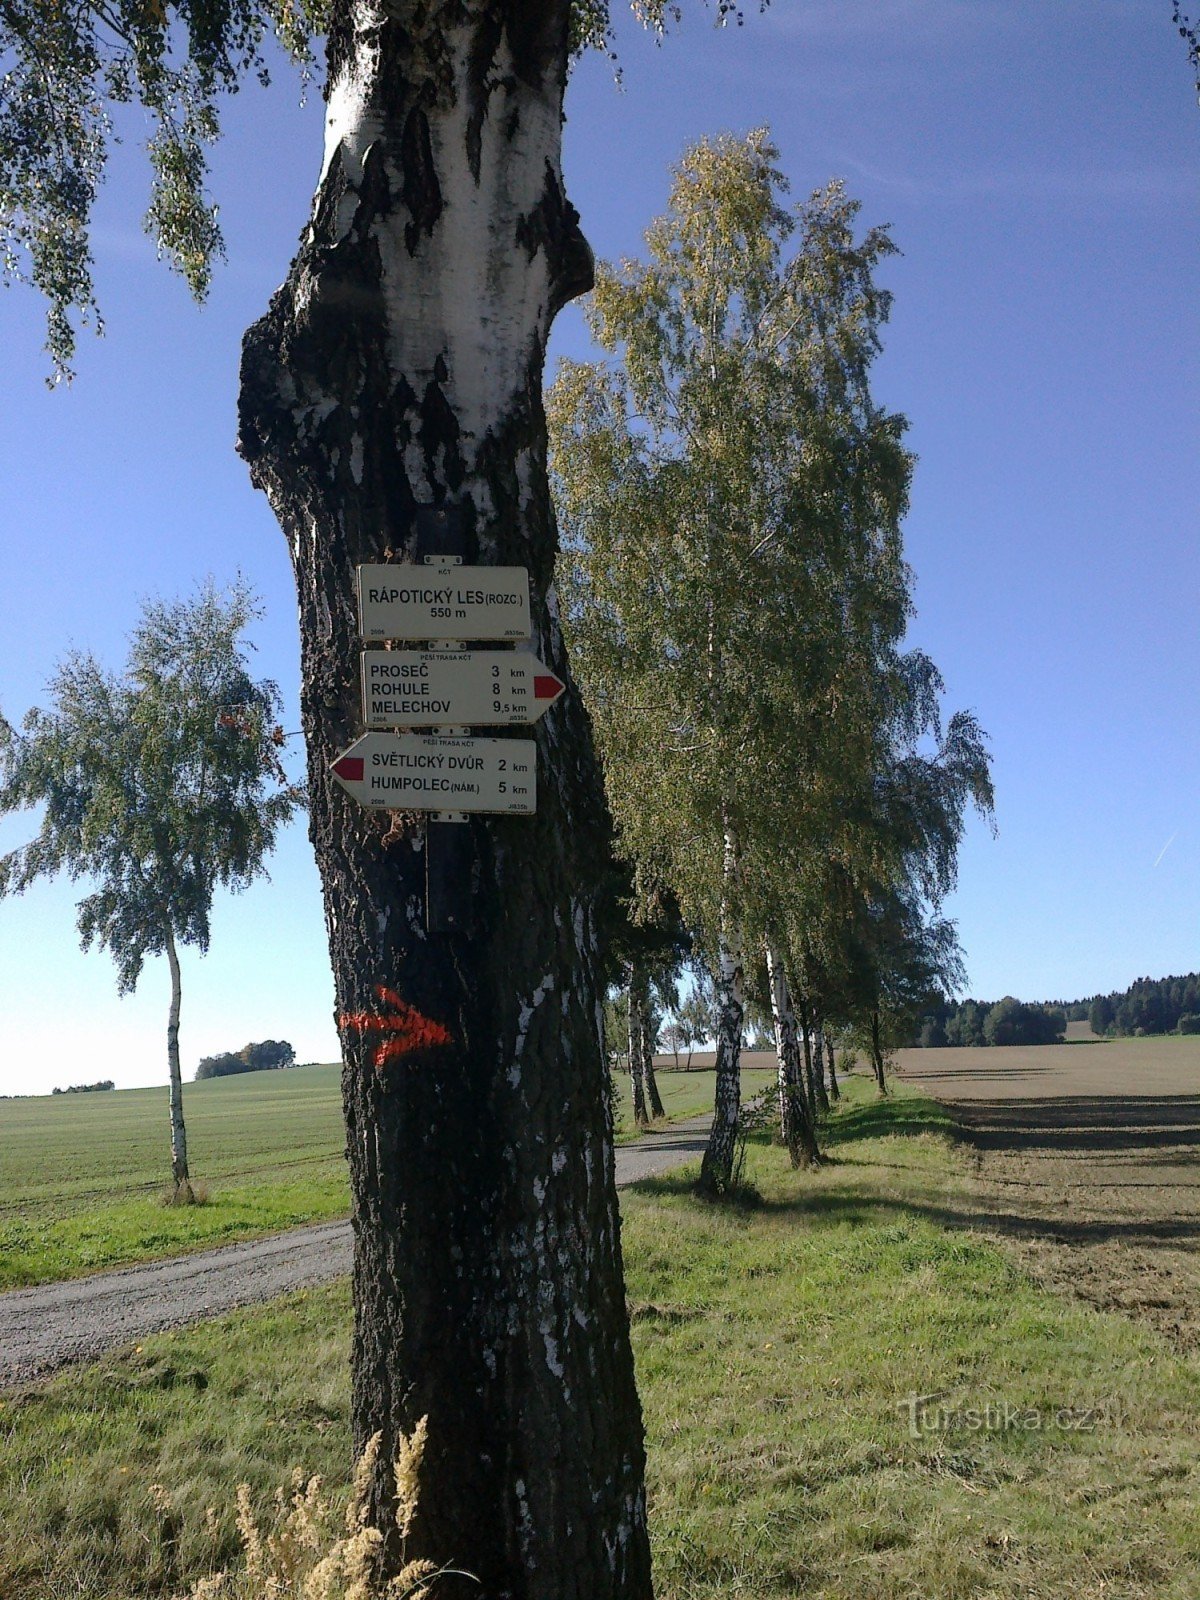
[
  {"xmin": 4, "ymin": 1077, "xmax": 1199, "ymax": 1597},
  {"xmin": 0, "ymin": 1064, "xmax": 350, "ymax": 1289},
  {"xmin": 0, "ymin": 1058, "xmax": 771, "ymax": 1286},
  {"xmin": 612, "ymin": 1065, "xmax": 777, "ymax": 1143}
]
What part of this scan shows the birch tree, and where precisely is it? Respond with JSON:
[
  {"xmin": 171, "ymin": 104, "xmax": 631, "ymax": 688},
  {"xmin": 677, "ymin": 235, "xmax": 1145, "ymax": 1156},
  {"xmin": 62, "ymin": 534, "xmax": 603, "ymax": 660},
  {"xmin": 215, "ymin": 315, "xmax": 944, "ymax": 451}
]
[
  {"xmin": 549, "ymin": 132, "xmax": 912, "ymax": 1194},
  {"xmin": 776, "ymin": 661, "xmax": 993, "ymax": 1095},
  {"xmin": 3, "ymin": 1, "xmax": 780, "ymax": 1589},
  {"xmin": 0, "ymin": 583, "xmax": 300, "ymax": 1197}
]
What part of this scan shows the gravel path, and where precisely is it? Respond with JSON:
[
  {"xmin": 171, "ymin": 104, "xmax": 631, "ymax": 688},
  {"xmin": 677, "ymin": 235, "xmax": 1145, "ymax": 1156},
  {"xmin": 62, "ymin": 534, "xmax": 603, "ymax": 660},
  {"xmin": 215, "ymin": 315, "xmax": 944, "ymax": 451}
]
[{"xmin": 0, "ymin": 1115, "xmax": 711, "ymax": 1388}]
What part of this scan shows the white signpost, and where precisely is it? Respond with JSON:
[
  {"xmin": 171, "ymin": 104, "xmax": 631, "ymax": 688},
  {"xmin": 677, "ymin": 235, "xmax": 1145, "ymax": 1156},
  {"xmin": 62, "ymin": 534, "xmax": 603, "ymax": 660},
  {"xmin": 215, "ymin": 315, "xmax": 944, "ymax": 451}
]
[
  {"xmin": 329, "ymin": 732, "xmax": 536, "ymax": 815},
  {"xmin": 357, "ymin": 564, "xmax": 531, "ymax": 641},
  {"xmin": 361, "ymin": 649, "xmax": 565, "ymax": 728}
]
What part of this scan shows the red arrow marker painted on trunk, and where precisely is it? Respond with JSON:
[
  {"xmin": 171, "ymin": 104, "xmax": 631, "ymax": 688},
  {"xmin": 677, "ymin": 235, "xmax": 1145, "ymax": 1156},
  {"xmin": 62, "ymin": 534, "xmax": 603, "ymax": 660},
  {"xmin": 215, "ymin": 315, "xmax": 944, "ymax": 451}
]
[{"xmin": 340, "ymin": 985, "xmax": 453, "ymax": 1067}]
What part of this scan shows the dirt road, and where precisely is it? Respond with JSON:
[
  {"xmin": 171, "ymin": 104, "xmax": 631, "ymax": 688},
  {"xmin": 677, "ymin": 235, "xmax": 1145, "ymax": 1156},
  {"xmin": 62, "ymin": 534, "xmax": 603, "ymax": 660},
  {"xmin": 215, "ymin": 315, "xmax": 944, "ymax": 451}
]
[
  {"xmin": 899, "ymin": 1036, "xmax": 1200, "ymax": 1351},
  {"xmin": 0, "ymin": 1116, "xmax": 713, "ymax": 1388}
]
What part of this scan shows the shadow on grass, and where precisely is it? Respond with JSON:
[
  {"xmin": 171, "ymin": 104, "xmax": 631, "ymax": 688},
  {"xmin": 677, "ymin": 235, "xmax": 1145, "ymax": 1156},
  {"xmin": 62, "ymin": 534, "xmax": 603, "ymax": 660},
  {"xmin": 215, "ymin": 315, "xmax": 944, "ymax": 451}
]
[
  {"xmin": 625, "ymin": 1090, "xmax": 954, "ymax": 1208},
  {"xmin": 628, "ymin": 1156, "xmax": 1200, "ymax": 1248},
  {"xmin": 819, "ymin": 1095, "xmax": 955, "ymax": 1150},
  {"xmin": 621, "ymin": 1082, "xmax": 1200, "ymax": 1324},
  {"xmin": 750, "ymin": 1186, "xmax": 1200, "ymax": 1247},
  {"xmin": 948, "ymin": 1095, "xmax": 1200, "ymax": 1154}
]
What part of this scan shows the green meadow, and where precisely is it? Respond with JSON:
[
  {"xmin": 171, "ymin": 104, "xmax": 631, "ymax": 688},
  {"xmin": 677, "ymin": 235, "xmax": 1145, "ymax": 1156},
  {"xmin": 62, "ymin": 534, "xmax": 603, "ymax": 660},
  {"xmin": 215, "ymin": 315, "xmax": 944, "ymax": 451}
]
[
  {"xmin": 0, "ymin": 1061, "xmax": 774, "ymax": 1287},
  {"xmin": 3, "ymin": 1079, "xmax": 1198, "ymax": 1598},
  {"xmin": 0, "ymin": 1065, "xmax": 349, "ymax": 1289}
]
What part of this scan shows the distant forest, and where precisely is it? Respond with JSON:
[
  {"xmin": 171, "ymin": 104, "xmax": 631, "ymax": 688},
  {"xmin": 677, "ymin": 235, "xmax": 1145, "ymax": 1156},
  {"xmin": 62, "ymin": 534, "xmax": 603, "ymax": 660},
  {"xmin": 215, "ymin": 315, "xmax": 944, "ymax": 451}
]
[
  {"xmin": 1076, "ymin": 971, "xmax": 1200, "ymax": 1039},
  {"xmin": 195, "ymin": 1040, "xmax": 297, "ymax": 1080},
  {"xmin": 914, "ymin": 970, "xmax": 1200, "ymax": 1047}
]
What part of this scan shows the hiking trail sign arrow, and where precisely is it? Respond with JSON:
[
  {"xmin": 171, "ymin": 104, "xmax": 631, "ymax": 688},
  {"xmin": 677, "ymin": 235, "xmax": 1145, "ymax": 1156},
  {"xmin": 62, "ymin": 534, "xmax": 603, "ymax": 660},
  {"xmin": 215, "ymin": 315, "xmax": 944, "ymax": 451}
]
[
  {"xmin": 361, "ymin": 649, "xmax": 565, "ymax": 728},
  {"xmin": 357, "ymin": 564, "xmax": 531, "ymax": 641},
  {"xmin": 330, "ymin": 733, "xmax": 536, "ymax": 815}
]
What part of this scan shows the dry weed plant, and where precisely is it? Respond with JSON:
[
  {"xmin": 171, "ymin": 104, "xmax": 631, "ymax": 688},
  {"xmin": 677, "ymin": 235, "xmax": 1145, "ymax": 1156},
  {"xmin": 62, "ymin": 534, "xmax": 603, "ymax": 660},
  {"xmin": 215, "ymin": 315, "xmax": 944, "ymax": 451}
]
[{"xmin": 163, "ymin": 1416, "xmax": 460, "ymax": 1600}]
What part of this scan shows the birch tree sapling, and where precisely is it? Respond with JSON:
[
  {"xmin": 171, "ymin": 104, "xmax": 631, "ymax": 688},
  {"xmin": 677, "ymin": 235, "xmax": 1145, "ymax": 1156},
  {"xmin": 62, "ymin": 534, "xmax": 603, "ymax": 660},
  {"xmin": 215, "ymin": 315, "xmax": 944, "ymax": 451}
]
[
  {"xmin": 0, "ymin": 584, "xmax": 300, "ymax": 1196},
  {"xmin": 549, "ymin": 132, "xmax": 913, "ymax": 1194}
]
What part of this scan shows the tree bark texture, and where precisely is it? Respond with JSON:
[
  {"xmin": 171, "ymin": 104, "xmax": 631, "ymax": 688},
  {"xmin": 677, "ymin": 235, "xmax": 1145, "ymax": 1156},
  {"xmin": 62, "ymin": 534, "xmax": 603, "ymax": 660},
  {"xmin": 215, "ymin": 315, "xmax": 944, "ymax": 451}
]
[
  {"xmin": 637, "ymin": 980, "xmax": 665, "ymax": 1121},
  {"xmin": 765, "ymin": 944, "xmax": 818, "ymax": 1169},
  {"xmin": 237, "ymin": 6, "xmax": 651, "ymax": 1594},
  {"xmin": 699, "ymin": 931, "xmax": 744, "ymax": 1194},
  {"xmin": 642, "ymin": 1048, "xmax": 665, "ymax": 1120},
  {"xmin": 825, "ymin": 1034, "xmax": 840, "ymax": 1102},
  {"xmin": 796, "ymin": 996, "xmax": 819, "ymax": 1119},
  {"xmin": 627, "ymin": 969, "xmax": 649, "ymax": 1129},
  {"xmin": 164, "ymin": 926, "xmax": 192, "ymax": 1198},
  {"xmin": 811, "ymin": 1017, "xmax": 830, "ymax": 1116},
  {"xmin": 871, "ymin": 1009, "xmax": 889, "ymax": 1095}
]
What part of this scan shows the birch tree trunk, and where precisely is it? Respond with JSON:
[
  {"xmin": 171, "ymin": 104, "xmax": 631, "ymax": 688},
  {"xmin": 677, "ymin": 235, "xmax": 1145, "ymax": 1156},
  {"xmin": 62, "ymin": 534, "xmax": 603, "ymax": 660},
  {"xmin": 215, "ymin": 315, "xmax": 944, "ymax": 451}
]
[
  {"xmin": 811, "ymin": 1017, "xmax": 830, "ymax": 1116},
  {"xmin": 796, "ymin": 998, "xmax": 821, "ymax": 1119},
  {"xmin": 639, "ymin": 988, "xmax": 666, "ymax": 1120},
  {"xmin": 765, "ymin": 943, "xmax": 819, "ymax": 1169},
  {"xmin": 164, "ymin": 926, "xmax": 192, "ymax": 1200},
  {"xmin": 627, "ymin": 969, "xmax": 649, "ymax": 1129},
  {"xmin": 237, "ymin": 6, "xmax": 651, "ymax": 1592},
  {"xmin": 643, "ymin": 1050, "xmax": 666, "ymax": 1119},
  {"xmin": 871, "ymin": 1008, "xmax": 889, "ymax": 1095},
  {"xmin": 699, "ymin": 836, "xmax": 744, "ymax": 1195},
  {"xmin": 825, "ymin": 1034, "xmax": 840, "ymax": 1102}
]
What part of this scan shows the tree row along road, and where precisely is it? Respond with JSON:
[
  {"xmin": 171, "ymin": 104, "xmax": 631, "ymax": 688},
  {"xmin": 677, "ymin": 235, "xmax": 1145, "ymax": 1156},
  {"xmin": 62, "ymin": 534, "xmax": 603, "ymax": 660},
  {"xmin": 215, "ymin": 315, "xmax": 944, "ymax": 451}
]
[{"xmin": 0, "ymin": 1118, "xmax": 715, "ymax": 1389}]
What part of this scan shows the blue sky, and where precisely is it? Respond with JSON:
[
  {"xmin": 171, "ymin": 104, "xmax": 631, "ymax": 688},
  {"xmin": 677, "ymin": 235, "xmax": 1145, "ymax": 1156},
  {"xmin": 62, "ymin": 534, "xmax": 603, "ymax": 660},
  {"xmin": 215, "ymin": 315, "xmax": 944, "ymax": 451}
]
[{"xmin": 1, "ymin": 1, "xmax": 1197, "ymax": 1095}]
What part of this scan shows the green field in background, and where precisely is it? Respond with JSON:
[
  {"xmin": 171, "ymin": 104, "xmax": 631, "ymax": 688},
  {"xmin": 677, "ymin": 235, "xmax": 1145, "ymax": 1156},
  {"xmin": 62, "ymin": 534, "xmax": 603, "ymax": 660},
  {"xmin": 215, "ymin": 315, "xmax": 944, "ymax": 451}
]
[
  {"xmin": 5, "ymin": 1080, "xmax": 1199, "ymax": 1599},
  {"xmin": 0, "ymin": 1059, "xmax": 775, "ymax": 1286}
]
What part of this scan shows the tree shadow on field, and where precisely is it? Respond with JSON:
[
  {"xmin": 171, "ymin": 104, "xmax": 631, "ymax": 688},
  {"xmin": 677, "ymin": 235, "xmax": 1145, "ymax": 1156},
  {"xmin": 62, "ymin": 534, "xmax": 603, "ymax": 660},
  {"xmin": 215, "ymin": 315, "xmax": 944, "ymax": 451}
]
[
  {"xmin": 901, "ymin": 1065, "xmax": 1058, "ymax": 1082},
  {"xmin": 626, "ymin": 1153, "xmax": 1200, "ymax": 1249},
  {"xmin": 819, "ymin": 1097, "xmax": 954, "ymax": 1149},
  {"xmin": 754, "ymin": 1091, "xmax": 1200, "ymax": 1253},
  {"xmin": 747, "ymin": 1187, "xmax": 1200, "ymax": 1249},
  {"xmin": 951, "ymin": 1095, "xmax": 1200, "ymax": 1154},
  {"xmin": 627, "ymin": 1091, "xmax": 1200, "ymax": 1247}
]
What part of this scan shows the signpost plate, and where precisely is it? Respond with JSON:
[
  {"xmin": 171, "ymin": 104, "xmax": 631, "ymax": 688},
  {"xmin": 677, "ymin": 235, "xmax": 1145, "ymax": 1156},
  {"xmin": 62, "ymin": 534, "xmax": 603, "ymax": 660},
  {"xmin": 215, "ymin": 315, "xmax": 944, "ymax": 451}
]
[
  {"xmin": 361, "ymin": 649, "xmax": 564, "ymax": 728},
  {"xmin": 330, "ymin": 733, "xmax": 536, "ymax": 815},
  {"xmin": 357, "ymin": 564, "xmax": 531, "ymax": 641}
]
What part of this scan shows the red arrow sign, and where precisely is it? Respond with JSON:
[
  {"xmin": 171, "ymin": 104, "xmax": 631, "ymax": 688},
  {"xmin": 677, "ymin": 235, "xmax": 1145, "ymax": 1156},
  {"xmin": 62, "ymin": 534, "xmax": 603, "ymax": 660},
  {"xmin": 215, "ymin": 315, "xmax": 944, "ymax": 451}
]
[
  {"xmin": 340, "ymin": 985, "xmax": 453, "ymax": 1067},
  {"xmin": 534, "ymin": 674, "xmax": 564, "ymax": 701}
]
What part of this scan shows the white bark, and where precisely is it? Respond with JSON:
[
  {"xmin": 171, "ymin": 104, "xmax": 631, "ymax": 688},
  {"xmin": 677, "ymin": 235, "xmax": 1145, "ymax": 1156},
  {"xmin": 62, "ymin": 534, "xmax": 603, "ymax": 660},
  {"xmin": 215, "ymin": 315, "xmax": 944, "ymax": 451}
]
[
  {"xmin": 700, "ymin": 829, "xmax": 744, "ymax": 1193},
  {"xmin": 766, "ymin": 944, "xmax": 818, "ymax": 1169},
  {"xmin": 164, "ymin": 926, "xmax": 191, "ymax": 1198}
]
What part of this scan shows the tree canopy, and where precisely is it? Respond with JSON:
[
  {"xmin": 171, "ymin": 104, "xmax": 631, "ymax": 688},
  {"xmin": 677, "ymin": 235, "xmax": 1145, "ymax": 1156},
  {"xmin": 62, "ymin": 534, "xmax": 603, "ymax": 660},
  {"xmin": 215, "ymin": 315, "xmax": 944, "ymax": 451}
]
[
  {"xmin": 195, "ymin": 1038, "xmax": 297, "ymax": 1078},
  {"xmin": 550, "ymin": 130, "xmax": 912, "ymax": 950},
  {"xmin": 0, "ymin": 0, "xmax": 764, "ymax": 376},
  {"xmin": 0, "ymin": 581, "xmax": 301, "ymax": 991},
  {"xmin": 0, "ymin": 582, "xmax": 302, "ymax": 1191}
]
